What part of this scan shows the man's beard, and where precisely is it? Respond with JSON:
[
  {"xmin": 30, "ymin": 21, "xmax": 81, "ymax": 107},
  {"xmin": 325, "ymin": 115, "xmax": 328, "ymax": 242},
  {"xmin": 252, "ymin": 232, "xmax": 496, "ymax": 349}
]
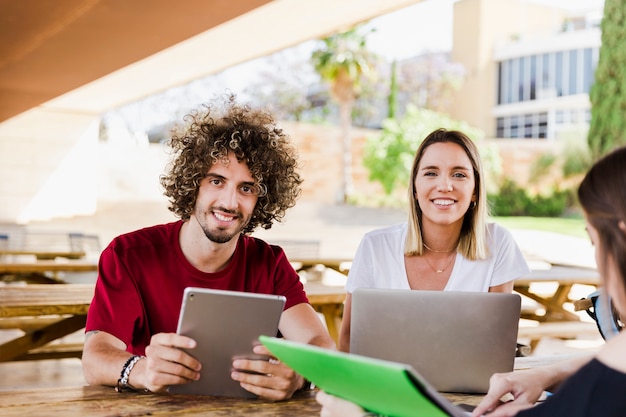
[
  {"xmin": 202, "ymin": 227, "xmax": 239, "ymax": 244},
  {"xmin": 197, "ymin": 207, "xmax": 250, "ymax": 244}
]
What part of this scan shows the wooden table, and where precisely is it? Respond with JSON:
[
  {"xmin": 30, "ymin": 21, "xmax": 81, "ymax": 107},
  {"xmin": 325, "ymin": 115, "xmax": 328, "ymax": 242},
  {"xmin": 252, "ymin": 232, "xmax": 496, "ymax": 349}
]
[
  {"xmin": 514, "ymin": 265, "xmax": 600, "ymax": 322},
  {"xmin": 0, "ymin": 284, "xmax": 94, "ymax": 362},
  {"xmin": 0, "ymin": 261, "xmax": 98, "ymax": 283},
  {"xmin": 0, "ymin": 283, "xmax": 345, "ymax": 361},
  {"xmin": 0, "ymin": 385, "xmax": 482, "ymax": 416},
  {"xmin": 0, "ymin": 250, "xmax": 86, "ymax": 260},
  {"xmin": 291, "ymin": 258, "xmax": 352, "ymax": 275},
  {"xmin": 0, "ymin": 354, "xmax": 572, "ymax": 416}
]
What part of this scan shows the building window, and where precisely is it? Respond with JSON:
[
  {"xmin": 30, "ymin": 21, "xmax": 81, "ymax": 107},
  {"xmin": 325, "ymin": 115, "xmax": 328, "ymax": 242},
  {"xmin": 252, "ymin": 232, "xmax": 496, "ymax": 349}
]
[
  {"xmin": 496, "ymin": 47, "xmax": 599, "ymax": 104},
  {"xmin": 496, "ymin": 112, "xmax": 549, "ymax": 139}
]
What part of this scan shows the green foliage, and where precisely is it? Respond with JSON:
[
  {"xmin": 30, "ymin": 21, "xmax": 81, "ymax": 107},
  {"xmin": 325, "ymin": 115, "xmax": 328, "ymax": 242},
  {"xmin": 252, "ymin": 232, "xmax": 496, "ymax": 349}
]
[
  {"xmin": 488, "ymin": 179, "xmax": 572, "ymax": 217},
  {"xmin": 561, "ymin": 141, "xmax": 592, "ymax": 178},
  {"xmin": 488, "ymin": 179, "xmax": 531, "ymax": 216},
  {"xmin": 530, "ymin": 190, "xmax": 571, "ymax": 217},
  {"xmin": 311, "ymin": 25, "xmax": 379, "ymax": 98},
  {"xmin": 364, "ymin": 105, "xmax": 487, "ymax": 195},
  {"xmin": 388, "ymin": 60, "xmax": 398, "ymax": 119},
  {"xmin": 588, "ymin": 0, "xmax": 626, "ymax": 159}
]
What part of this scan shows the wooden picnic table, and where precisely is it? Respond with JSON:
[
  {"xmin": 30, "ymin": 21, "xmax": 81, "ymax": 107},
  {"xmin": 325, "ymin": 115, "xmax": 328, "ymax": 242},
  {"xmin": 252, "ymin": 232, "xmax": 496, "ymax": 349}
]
[
  {"xmin": 0, "ymin": 282, "xmax": 345, "ymax": 362},
  {"xmin": 0, "ymin": 354, "xmax": 572, "ymax": 416},
  {"xmin": 291, "ymin": 258, "xmax": 352, "ymax": 275},
  {"xmin": 0, "ymin": 284, "xmax": 94, "ymax": 362},
  {"xmin": 0, "ymin": 260, "xmax": 98, "ymax": 283},
  {"xmin": 0, "ymin": 261, "xmax": 98, "ymax": 275},
  {"xmin": 514, "ymin": 265, "xmax": 600, "ymax": 322},
  {"xmin": 0, "ymin": 261, "xmax": 98, "ymax": 274}
]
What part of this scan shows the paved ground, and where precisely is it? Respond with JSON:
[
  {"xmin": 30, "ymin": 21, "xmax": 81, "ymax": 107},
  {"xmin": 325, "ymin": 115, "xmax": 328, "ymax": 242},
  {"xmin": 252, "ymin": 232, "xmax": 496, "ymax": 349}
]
[{"xmin": 25, "ymin": 199, "xmax": 595, "ymax": 268}]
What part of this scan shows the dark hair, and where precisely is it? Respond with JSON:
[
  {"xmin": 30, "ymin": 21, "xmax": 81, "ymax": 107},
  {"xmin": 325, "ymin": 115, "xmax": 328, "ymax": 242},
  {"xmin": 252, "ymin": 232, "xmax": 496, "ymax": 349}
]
[
  {"xmin": 159, "ymin": 94, "xmax": 302, "ymax": 233},
  {"xmin": 405, "ymin": 128, "xmax": 489, "ymax": 259},
  {"xmin": 578, "ymin": 145, "xmax": 626, "ymax": 288}
]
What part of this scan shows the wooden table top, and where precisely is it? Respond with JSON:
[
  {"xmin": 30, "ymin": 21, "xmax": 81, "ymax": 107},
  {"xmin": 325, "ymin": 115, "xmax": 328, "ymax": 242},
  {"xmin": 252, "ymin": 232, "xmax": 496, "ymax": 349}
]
[
  {"xmin": 291, "ymin": 258, "xmax": 352, "ymax": 272},
  {"xmin": 0, "ymin": 261, "xmax": 98, "ymax": 274},
  {"xmin": 304, "ymin": 281, "xmax": 346, "ymax": 303},
  {"xmin": 515, "ymin": 265, "xmax": 600, "ymax": 286},
  {"xmin": 0, "ymin": 385, "xmax": 321, "ymax": 417},
  {"xmin": 0, "ymin": 354, "xmax": 573, "ymax": 416},
  {"xmin": 0, "ymin": 284, "xmax": 94, "ymax": 318},
  {"xmin": 0, "ymin": 283, "xmax": 341, "ymax": 318},
  {"xmin": 0, "ymin": 384, "xmax": 484, "ymax": 416},
  {"xmin": 0, "ymin": 250, "xmax": 86, "ymax": 260}
]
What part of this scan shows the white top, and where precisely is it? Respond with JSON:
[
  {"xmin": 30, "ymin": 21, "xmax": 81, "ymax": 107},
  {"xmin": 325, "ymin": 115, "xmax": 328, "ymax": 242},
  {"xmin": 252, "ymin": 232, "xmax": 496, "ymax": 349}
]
[{"xmin": 345, "ymin": 222, "xmax": 530, "ymax": 293}]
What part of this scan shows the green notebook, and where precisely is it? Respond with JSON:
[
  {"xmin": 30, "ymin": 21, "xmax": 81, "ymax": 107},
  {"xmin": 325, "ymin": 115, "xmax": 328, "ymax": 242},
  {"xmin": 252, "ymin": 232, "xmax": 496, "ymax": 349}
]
[{"xmin": 260, "ymin": 336, "xmax": 469, "ymax": 417}]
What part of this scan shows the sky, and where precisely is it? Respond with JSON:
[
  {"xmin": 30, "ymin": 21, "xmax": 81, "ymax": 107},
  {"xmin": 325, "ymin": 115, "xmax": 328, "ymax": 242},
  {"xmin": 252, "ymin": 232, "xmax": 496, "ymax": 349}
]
[
  {"xmin": 366, "ymin": 0, "xmax": 604, "ymax": 61},
  {"xmin": 367, "ymin": 0, "xmax": 455, "ymax": 61}
]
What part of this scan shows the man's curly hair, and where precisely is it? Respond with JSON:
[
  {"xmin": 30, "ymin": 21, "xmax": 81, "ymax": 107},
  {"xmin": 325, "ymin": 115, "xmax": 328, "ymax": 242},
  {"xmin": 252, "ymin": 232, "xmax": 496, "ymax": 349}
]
[{"xmin": 159, "ymin": 94, "xmax": 302, "ymax": 234}]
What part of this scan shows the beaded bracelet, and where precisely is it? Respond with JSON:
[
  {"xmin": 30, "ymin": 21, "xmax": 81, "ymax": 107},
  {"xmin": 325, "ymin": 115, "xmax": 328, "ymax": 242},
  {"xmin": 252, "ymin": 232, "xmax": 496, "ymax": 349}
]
[{"xmin": 116, "ymin": 355, "xmax": 145, "ymax": 392}]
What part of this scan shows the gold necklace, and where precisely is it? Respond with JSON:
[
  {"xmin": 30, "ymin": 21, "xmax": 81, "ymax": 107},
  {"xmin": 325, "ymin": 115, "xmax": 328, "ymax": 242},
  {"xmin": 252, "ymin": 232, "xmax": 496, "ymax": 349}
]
[
  {"xmin": 423, "ymin": 242, "xmax": 456, "ymax": 253},
  {"xmin": 423, "ymin": 252, "xmax": 456, "ymax": 274}
]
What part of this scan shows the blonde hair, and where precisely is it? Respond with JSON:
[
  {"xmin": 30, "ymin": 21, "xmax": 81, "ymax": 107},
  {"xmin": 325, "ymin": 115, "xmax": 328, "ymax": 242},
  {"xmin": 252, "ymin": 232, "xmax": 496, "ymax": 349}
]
[{"xmin": 405, "ymin": 129, "xmax": 489, "ymax": 260}]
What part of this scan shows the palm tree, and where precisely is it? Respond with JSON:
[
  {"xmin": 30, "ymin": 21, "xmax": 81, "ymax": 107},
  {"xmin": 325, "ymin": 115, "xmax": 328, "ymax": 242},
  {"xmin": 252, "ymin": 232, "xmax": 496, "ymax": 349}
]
[{"xmin": 311, "ymin": 25, "xmax": 378, "ymax": 203}]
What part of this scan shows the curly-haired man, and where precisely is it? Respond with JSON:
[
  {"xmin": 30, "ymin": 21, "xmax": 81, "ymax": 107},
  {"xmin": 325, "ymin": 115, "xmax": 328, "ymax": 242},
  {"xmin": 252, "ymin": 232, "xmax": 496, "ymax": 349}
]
[{"xmin": 82, "ymin": 95, "xmax": 335, "ymax": 400}]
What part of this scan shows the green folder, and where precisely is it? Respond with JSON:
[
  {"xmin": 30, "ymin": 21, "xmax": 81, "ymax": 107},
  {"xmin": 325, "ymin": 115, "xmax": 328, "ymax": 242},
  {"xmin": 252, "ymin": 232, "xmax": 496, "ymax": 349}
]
[{"xmin": 260, "ymin": 336, "xmax": 468, "ymax": 417}]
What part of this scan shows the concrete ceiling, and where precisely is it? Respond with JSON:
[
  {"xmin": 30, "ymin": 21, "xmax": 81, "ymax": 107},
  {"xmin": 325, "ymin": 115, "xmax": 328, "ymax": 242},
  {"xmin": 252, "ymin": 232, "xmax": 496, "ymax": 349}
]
[{"xmin": 0, "ymin": 0, "xmax": 423, "ymax": 124}]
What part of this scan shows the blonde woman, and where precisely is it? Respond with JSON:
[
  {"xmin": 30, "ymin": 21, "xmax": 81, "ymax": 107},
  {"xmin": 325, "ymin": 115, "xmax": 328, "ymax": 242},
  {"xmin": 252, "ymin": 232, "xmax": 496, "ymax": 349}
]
[{"xmin": 339, "ymin": 129, "xmax": 529, "ymax": 352}]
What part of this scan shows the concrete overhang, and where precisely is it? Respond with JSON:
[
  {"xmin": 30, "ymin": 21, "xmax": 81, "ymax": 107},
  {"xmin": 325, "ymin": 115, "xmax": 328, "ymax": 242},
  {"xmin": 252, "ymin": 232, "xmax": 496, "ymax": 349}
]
[{"xmin": 1, "ymin": 0, "xmax": 423, "ymax": 124}]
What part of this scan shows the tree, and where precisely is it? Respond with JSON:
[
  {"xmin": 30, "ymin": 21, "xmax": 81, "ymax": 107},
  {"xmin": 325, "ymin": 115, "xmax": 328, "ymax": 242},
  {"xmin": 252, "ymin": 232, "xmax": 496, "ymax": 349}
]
[
  {"xmin": 588, "ymin": 0, "xmax": 626, "ymax": 159},
  {"xmin": 311, "ymin": 25, "xmax": 379, "ymax": 203},
  {"xmin": 388, "ymin": 60, "xmax": 398, "ymax": 119}
]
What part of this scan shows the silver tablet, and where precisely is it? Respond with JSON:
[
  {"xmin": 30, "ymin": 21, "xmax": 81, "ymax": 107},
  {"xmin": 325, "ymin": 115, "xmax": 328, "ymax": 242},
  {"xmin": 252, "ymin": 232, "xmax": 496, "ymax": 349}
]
[{"xmin": 168, "ymin": 287, "xmax": 286, "ymax": 397}]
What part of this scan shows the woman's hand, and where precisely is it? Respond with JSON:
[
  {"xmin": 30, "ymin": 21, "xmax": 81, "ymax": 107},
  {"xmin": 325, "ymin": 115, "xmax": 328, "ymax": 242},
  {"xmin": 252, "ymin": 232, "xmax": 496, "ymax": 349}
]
[{"xmin": 316, "ymin": 391, "xmax": 366, "ymax": 417}]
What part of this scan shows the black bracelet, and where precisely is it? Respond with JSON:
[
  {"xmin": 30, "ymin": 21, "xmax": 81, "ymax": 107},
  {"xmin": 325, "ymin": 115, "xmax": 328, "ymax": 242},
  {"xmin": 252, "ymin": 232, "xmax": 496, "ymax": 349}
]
[{"xmin": 116, "ymin": 355, "xmax": 145, "ymax": 392}]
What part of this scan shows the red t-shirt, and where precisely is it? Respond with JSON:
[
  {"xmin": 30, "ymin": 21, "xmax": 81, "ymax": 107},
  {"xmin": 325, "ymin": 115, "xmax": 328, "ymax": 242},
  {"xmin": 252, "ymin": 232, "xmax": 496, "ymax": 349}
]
[{"xmin": 86, "ymin": 221, "xmax": 308, "ymax": 355}]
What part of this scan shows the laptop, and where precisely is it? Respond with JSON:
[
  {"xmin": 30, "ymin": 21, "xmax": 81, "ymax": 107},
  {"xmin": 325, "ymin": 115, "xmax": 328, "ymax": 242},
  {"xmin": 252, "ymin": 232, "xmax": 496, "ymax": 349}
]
[
  {"xmin": 350, "ymin": 288, "xmax": 521, "ymax": 393},
  {"xmin": 168, "ymin": 287, "xmax": 286, "ymax": 397},
  {"xmin": 260, "ymin": 335, "xmax": 472, "ymax": 417}
]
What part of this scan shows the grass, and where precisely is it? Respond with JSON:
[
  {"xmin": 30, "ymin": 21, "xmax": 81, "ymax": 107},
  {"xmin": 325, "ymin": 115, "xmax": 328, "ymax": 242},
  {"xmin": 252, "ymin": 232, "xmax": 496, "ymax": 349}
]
[{"xmin": 492, "ymin": 216, "xmax": 588, "ymax": 239}]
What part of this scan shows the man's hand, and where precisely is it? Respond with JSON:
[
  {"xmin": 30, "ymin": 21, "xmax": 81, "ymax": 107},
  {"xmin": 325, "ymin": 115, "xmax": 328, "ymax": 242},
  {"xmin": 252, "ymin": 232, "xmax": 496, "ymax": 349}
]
[
  {"xmin": 230, "ymin": 344, "xmax": 306, "ymax": 401},
  {"xmin": 138, "ymin": 333, "xmax": 202, "ymax": 392},
  {"xmin": 471, "ymin": 370, "xmax": 546, "ymax": 417}
]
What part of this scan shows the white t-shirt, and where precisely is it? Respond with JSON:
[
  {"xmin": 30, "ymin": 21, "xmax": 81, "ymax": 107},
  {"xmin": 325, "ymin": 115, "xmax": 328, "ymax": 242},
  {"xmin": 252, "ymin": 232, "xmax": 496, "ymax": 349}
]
[{"xmin": 345, "ymin": 222, "xmax": 530, "ymax": 293}]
